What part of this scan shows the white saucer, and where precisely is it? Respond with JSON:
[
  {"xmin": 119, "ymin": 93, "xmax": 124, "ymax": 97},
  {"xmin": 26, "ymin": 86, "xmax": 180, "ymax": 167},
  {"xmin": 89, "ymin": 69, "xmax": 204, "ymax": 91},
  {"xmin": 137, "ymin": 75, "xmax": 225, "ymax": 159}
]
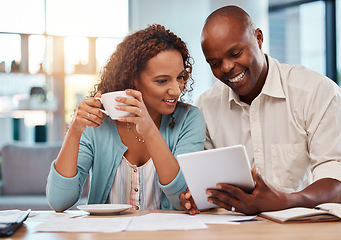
[{"xmin": 77, "ymin": 204, "xmax": 132, "ymax": 214}]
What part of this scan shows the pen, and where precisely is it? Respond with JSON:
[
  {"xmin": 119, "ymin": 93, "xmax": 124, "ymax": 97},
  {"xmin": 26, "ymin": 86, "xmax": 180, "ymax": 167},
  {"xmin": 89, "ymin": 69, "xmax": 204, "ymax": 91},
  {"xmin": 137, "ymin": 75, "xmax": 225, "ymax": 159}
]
[
  {"xmin": 16, "ymin": 209, "xmax": 31, "ymax": 223},
  {"xmin": 314, "ymin": 207, "xmax": 332, "ymax": 213}
]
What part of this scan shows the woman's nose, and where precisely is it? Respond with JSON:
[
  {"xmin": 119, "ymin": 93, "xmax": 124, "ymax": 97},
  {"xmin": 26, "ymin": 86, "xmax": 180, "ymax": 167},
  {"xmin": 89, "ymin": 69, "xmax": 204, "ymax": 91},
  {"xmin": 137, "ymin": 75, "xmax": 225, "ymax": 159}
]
[{"xmin": 168, "ymin": 81, "xmax": 181, "ymax": 95}]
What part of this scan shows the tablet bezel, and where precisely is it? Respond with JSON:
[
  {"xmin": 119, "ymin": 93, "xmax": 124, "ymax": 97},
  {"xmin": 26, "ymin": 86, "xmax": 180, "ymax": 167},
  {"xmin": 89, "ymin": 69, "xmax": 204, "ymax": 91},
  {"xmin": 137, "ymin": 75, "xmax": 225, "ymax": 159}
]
[{"xmin": 177, "ymin": 145, "xmax": 255, "ymax": 210}]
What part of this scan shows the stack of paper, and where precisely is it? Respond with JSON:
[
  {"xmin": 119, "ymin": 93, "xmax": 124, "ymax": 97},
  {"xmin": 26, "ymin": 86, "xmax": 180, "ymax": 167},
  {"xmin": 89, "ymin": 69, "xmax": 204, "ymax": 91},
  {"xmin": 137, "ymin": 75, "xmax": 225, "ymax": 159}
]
[{"xmin": 32, "ymin": 212, "xmax": 257, "ymax": 233}]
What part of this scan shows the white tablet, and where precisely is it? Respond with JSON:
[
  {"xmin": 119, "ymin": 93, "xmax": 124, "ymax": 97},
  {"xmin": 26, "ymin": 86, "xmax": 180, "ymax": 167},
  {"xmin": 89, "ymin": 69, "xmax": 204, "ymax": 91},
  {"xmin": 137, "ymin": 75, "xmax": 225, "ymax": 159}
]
[{"xmin": 177, "ymin": 145, "xmax": 255, "ymax": 210}]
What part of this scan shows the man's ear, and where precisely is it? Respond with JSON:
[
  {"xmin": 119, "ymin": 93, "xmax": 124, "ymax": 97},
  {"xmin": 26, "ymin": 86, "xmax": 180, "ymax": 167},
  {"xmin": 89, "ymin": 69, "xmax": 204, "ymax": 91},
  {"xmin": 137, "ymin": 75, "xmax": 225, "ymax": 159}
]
[{"xmin": 255, "ymin": 28, "xmax": 263, "ymax": 49}]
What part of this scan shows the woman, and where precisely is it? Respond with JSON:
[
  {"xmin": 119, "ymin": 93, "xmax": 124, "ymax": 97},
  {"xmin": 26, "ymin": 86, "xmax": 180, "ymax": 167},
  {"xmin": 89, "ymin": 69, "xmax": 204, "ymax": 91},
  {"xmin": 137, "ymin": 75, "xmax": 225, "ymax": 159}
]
[{"xmin": 46, "ymin": 24, "xmax": 205, "ymax": 212}]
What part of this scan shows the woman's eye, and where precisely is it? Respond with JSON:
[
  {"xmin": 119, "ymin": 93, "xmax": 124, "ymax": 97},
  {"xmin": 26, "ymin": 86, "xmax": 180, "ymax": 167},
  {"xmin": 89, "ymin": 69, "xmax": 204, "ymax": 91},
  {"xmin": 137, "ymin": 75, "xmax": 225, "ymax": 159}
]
[
  {"xmin": 156, "ymin": 79, "xmax": 167, "ymax": 84},
  {"xmin": 177, "ymin": 75, "xmax": 185, "ymax": 81}
]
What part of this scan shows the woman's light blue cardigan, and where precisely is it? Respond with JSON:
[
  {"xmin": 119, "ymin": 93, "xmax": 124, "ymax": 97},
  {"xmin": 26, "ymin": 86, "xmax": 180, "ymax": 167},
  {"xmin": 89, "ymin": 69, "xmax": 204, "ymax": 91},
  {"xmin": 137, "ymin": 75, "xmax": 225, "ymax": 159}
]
[{"xmin": 46, "ymin": 104, "xmax": 205, "ymax": 212}]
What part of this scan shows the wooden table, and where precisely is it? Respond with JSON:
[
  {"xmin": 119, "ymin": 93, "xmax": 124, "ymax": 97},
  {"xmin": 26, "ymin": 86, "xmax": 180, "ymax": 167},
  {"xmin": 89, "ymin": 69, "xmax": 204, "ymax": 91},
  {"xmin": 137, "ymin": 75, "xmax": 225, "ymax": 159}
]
[{"xmin": 9, "ymin": 208, "xmax": 341, "ymax": 240}]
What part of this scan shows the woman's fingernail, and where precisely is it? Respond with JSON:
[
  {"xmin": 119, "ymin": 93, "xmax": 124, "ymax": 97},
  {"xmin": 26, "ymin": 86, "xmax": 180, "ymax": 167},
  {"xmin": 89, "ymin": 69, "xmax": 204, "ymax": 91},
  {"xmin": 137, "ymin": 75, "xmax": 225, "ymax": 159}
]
[
  {"xmin": 206, "ymin": 191, "xmax": 212, "ymax": 196},
  {"xmin": 185, "ymin": 203, "xmax": 191, "ymax": 209},
  {"xmin": 115, "ymin": 106, "xmax": 121, "ymax": 110},
  {"xmin": 125, "ymin": 89, "xmax": 131, "ymax": 93}
]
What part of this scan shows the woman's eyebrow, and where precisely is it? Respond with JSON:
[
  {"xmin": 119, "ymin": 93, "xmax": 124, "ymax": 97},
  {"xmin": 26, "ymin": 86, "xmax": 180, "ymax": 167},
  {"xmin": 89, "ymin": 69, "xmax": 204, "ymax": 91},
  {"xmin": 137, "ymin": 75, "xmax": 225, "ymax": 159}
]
[{"xmin": 154, "ymin": 74, "xmax": 170, "ymax": 78}]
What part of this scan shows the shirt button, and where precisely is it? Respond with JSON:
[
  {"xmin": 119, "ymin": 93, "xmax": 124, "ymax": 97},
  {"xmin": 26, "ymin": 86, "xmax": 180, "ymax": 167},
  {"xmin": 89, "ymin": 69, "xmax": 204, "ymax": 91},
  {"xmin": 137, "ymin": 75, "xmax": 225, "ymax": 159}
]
[
  {"xmin": 134, "ymin": 188, "xmax": 138, "ymax": 192},
  {"xmin": 134, "ymin": 169, "xmax": 137, "ymax": 173},
  {"xmin": 136, "ymin": 206, "xmax": 140, "ymax": 210}
]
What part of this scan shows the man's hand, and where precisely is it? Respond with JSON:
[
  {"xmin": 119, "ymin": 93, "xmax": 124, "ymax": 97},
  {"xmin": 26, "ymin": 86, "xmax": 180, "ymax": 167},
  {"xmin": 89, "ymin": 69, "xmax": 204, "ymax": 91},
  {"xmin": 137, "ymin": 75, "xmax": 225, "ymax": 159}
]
[{"xmin": 206, "ymin": 168, "xmax": 289, "ymax": 215}]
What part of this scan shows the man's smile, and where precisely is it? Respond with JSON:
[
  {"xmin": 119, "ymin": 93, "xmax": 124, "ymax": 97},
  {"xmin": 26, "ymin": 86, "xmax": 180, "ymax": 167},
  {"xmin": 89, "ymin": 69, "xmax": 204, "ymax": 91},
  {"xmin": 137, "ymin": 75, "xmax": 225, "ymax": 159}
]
[{"xmin": 228, "ymin": 70, "xmax": 246, "ymax": 83}]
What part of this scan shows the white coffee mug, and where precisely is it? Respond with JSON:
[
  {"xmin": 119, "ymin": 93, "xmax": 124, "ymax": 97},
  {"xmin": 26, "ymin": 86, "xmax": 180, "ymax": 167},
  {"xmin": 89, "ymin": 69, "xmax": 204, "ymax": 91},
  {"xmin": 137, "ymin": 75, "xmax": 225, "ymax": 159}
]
[{"xmin": 95, "ymin": 91, "xmax": 134, "ymax": 120}]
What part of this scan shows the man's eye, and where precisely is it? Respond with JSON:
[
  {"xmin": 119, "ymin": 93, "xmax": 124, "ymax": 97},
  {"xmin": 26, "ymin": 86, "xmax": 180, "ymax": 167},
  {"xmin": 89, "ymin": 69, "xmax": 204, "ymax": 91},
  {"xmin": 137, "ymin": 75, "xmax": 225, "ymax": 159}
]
[
  {"xmin": 232, "ymin": 50, "xmax": 242, "ymax": 57},
  {"xmin": 209, "ymin": 62, "xmax": 219, "ymax": 67}
]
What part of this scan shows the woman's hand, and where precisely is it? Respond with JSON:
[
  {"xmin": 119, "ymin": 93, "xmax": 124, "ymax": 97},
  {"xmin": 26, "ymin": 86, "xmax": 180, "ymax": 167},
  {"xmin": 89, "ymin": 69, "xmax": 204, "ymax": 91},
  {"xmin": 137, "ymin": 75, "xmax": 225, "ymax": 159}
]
[
  {"xmin": 179, "ymin": 188, "xmax": 200, "ymax": 215},
  {"xmin": 69, "ymin": 91, "xmax": 104, "ymax": 134},
  {"xmin": 114, "ymin": 89, "xmax": 156, "ymax": 139},
  {"xmin": 116, "ymin": 89, "xmax": 181, "ymax": 186}
]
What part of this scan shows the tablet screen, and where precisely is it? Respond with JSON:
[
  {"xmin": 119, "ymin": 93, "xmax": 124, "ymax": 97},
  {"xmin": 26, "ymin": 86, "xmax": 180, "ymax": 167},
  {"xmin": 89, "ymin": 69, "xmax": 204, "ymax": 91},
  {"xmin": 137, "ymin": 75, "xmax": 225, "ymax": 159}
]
[{"xmin": 177, "ymin": 145, "xmax": 255, "ymax": 210}]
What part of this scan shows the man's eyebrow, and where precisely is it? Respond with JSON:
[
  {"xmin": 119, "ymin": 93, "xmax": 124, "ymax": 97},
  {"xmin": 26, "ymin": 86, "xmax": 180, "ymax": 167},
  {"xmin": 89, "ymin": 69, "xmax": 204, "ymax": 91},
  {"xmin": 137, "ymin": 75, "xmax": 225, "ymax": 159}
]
[
  {"xmin": 227, "ymin": 43, "xmax": 242, "ymax": 52},
  {"xmin": 206, "ymin": 58, "xmax": 217, "ymax": 62},
  {"xmin": 206, "ymin": 44, "xmax": 243, "ymax": 62}
]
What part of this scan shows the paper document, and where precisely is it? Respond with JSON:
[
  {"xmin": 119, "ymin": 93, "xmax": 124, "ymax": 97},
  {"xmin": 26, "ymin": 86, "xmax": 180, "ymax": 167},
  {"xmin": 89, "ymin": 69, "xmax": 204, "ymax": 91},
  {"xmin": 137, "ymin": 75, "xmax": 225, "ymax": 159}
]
[
  {"xmin": 34, "ymin": 212, "xmax": 207, "ymax": 232},
  {"xmin": 35, "ymin": 217, "xmax": 133, "ymax": 233},
  {"xmin": 126, "ymin": 213, "xmax": 208, "ymax": 231},
  {"xmin": 193, "ymin": 214, "xmax": 257, "ymax": 224},
  {"xmin": 27, "ymin": 210, "xmax": 88, "ymax": 222},
  {"xmin": 33, "ymin": 211, "xmax": 258, "ymax": 233},
  {"xmin": 0, "ymin": 210, "xmax": 24, "ymax": 223}
]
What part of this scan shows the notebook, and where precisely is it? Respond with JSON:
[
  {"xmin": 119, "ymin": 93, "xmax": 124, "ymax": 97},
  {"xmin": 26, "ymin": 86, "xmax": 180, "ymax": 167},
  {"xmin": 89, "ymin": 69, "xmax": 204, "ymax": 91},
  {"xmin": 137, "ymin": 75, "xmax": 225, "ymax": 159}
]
[
  {"xmin": 177, "ymin": 145, "xmax": 255, "ymax": 210},
  {"xmin": 259, "ymin": 203, "xmax": 341, "ymax": 223}
]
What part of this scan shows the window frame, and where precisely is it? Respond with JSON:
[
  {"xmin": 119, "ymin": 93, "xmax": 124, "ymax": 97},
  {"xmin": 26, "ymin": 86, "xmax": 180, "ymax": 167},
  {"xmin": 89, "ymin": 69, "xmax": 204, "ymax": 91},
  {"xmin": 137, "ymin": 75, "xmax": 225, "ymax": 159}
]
[{"xmin": 269, "ymin": 0, "xmax": 338, "ymax": 84}]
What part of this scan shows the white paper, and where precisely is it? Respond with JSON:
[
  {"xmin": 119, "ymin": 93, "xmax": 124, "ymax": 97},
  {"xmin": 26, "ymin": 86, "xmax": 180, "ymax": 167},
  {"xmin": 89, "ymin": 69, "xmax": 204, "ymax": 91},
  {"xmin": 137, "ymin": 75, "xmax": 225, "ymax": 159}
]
[
  {"xmin": 126, "ymin": 213, "xmax": 208, "ymax": 231},
  {"xmin": 316, "ymin": 203, "xmax": 341, "ymax": 218},
  {"xmin": 34, "ymin": 217, "xmax": 133, "ymax": 233},
  {"xmin": 27, "ymin": 210, "xmax": 89, "ymax": 222},
  {"xmin": 192, "ymin": 214, "xmax": 257, "ymax": 224},
  {"xmin": 33, "ymin": 212, "xmax": 256, "ymax": 233},
  {"xmin": 0, "ymin": 210, "xmax": 23, "ymax": 223}
]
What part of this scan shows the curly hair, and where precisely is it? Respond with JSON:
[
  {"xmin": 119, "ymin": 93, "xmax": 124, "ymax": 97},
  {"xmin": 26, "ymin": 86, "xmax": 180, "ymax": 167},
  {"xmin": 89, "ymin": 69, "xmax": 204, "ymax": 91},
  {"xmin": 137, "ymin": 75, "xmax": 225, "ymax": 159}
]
[{"xmin": 91, "ymin": 24, "xmax": 194, "ymax": 104}]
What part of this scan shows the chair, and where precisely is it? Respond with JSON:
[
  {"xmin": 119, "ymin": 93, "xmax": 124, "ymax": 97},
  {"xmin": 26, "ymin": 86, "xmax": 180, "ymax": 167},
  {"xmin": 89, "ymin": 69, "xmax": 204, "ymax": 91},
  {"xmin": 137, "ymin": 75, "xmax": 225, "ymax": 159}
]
[{"xmin": 0, "ymin": 142, "xmax": 87, "ymax": 210}]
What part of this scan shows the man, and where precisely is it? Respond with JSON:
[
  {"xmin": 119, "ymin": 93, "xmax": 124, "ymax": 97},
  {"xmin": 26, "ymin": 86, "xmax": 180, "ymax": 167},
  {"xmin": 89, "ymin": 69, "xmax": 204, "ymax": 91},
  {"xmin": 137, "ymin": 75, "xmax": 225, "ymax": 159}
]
[{"xmin": 180, "ymin": 5, "xmax": 341, "ymax": 215}]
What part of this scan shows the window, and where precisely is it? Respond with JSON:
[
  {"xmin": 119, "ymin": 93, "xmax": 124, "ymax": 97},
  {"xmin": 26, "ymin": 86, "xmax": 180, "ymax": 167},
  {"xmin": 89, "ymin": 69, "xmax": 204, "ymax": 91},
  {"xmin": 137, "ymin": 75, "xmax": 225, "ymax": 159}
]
[
  {"xmin": 0, "ymin": 0, "xmax": 45, "ymax": 34},
  {"xmin": 0, "ymin": 0, "xmax": 129, "ymax": 142},
  {"xmin": 46, "ymin": 0, "xmax": 128, "ymax": 37},
  {"xmin": 269, "ymin": 0, "xmax": 338, "ymax": 84},
  {"xmin": 269, "ymin": 1, "xmax": 326, "ymax": 76},
  {"xmin": 0, "ymin": 34, "xmax": 21, "ymax": 73}
]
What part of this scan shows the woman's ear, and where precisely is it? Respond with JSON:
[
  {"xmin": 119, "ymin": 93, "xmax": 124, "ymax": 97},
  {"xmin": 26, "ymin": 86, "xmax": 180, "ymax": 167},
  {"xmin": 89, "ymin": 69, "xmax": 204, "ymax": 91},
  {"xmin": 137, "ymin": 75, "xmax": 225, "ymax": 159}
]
[{"xmin": 133, "ymin": 78, "xmax": 139, "ymax": 89}]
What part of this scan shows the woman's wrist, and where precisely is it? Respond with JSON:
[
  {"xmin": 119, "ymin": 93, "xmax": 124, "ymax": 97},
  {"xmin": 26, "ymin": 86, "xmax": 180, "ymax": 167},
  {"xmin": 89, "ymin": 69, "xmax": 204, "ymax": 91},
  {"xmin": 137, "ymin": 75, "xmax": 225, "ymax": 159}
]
[
  {"xmin": 66, "ymin": 124, "xmax": 84, "ymax": 139},
  {"xmin": 142, "ymin": 123, "xmax": 160, "ymax": 141}
]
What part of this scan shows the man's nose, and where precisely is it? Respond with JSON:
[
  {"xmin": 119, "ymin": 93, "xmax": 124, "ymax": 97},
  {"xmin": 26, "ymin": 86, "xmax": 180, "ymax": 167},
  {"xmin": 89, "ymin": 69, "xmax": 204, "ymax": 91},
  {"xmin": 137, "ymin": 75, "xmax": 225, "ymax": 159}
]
[{"xmin": 221, "ymin": 59, "xmax": 235, "ymax": 73}]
